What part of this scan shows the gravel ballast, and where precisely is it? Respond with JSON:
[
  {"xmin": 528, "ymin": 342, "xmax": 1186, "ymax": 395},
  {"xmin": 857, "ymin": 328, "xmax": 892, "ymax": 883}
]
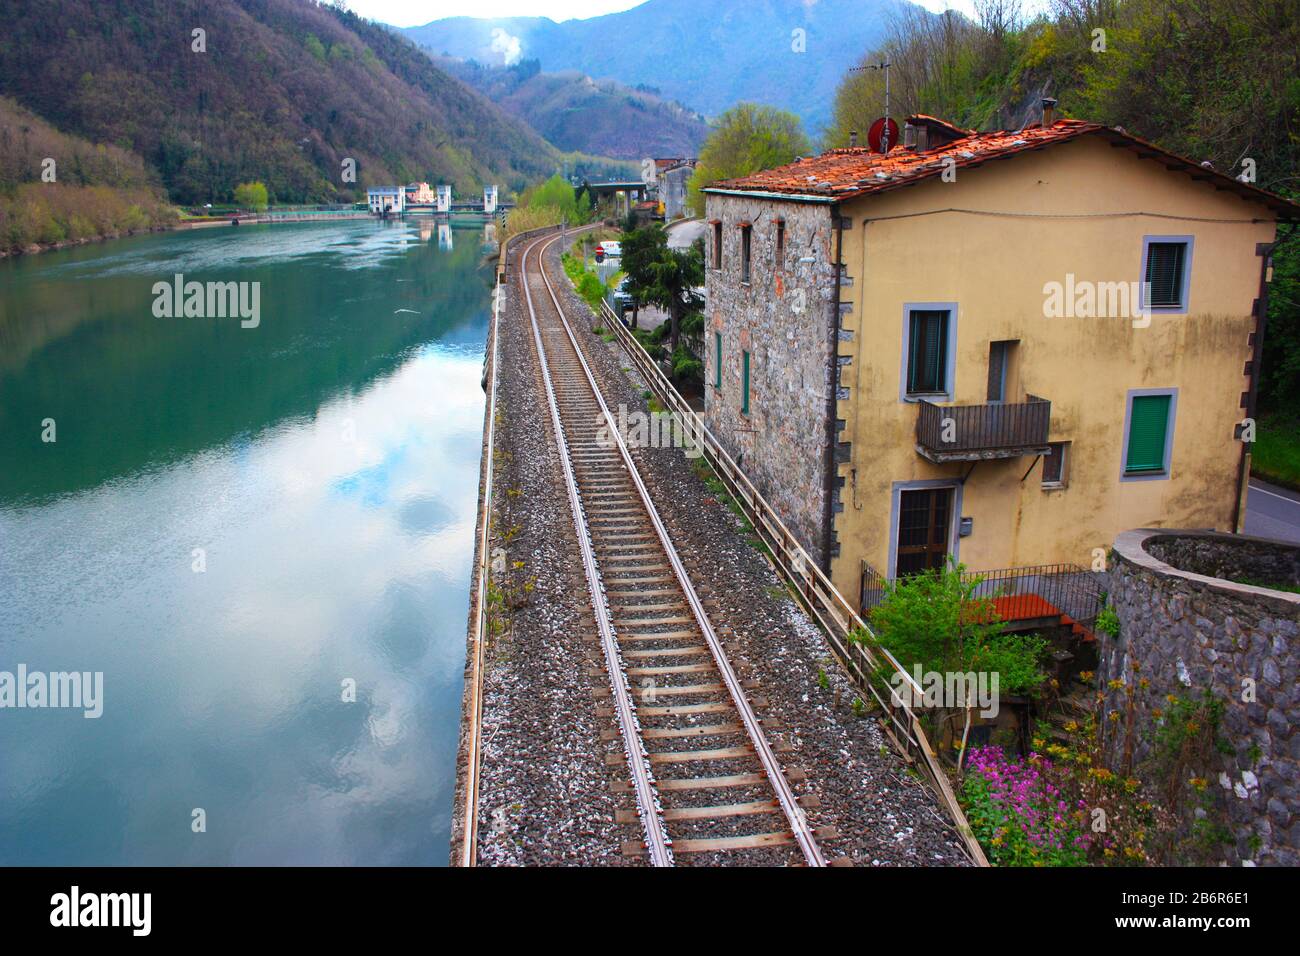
[{"xmin": 455, "ymin": 230, "xmax": 971, "ymax": 866}]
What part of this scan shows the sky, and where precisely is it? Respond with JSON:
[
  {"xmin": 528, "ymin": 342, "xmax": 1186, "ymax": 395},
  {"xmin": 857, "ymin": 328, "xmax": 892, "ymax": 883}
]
[{"xmin": 342, "ymin": 0, "xmax": 994, "ymax": 29}]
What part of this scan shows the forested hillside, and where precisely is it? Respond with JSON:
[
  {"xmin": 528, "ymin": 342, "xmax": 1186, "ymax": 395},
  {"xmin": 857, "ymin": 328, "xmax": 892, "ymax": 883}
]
[
  {"xmin": 0, "ymin": 96, "xmax": 175, "ymax": 254},
  {"xmin": 0, "ymin": 0, "xmax": 561, "ymax": 205},
  {"xmin": 430, "ymin": 56, "xmax": 708, "ymax": 160},
  {"xmin": 829, "ymin": 0, "xmax": 1299, "ymax": 420}
]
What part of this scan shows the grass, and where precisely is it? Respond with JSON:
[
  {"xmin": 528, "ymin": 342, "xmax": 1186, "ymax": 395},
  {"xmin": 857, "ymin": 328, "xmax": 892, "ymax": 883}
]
[
  {"xmin": 1251, "ymin": 416, "xmax": 1300, "ymax": 491},
  {"xmin": 1234, "ymin": 577, "xmax": 1300, "ymax": 594}
]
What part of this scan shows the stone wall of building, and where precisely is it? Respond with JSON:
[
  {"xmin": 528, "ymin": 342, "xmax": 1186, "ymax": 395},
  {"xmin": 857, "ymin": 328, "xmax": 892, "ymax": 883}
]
[
  {"xmin": 1103, "ymin": 529, "xmax": 1300, "ymax": 866},
  {"xmin": 702, "ymin": 192, "xmax": 839, "ymax": 566}
]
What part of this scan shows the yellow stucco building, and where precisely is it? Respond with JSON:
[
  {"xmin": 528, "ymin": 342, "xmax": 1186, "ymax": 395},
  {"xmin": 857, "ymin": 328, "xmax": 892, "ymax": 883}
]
[{"xmin": 702, "ymin": 110, "xmax": 1299, "ymax": 612}]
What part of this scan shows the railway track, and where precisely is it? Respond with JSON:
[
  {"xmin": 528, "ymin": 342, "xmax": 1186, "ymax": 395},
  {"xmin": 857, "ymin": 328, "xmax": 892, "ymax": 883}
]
[{"xmin": 518, "ymin": 230, "xmax": 828, "ymax": 867}]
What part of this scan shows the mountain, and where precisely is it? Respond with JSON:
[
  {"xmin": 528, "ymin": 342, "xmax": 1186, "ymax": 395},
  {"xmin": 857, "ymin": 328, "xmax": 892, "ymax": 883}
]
[
  {"xmin": 0, "ymin": 0, "xmax": 562, "ymax": 204},
  {"xmin": 429, "ymin": 56, "xmax": 709, "ymax": 159},
  {"xmin": 404, "ymin": 0, "xmax": 924, "ymax": 135}
]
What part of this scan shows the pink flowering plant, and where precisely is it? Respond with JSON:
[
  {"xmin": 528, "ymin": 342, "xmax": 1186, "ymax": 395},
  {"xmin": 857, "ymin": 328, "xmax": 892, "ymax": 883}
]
[{"xmin": 960, "ymin": 745, "xmax": 1089, "ymax": 866}]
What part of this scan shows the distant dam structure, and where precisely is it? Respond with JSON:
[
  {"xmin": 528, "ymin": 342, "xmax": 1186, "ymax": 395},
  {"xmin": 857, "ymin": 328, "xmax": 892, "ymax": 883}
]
[{"xmin": 367, "ymin": 183, "xmax": 511, "ymax": 220}]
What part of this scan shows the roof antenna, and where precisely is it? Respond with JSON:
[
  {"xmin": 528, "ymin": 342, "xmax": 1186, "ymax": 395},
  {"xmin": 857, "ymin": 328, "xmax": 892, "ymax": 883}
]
[{"xmin": 850, "ymin": 61, "xmax": 892, "ymax": 152}]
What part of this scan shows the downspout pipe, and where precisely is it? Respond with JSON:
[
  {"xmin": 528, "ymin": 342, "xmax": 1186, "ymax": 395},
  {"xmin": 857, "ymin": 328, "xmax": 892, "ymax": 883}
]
[{"xmin": 823, "ymin": 207, "xmax": 844, "ymax": 574}]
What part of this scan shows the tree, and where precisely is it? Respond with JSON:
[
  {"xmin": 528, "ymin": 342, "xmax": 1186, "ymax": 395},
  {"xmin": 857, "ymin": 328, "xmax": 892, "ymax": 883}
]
[
  {"xmin": 233, "ymin": 181, "xmax": 268, "ymax": 211},
  {"xmin": 688, "ymin": 103, "xmax": 810, "ymax": 215},
  {"xmin": 522, "ymin": 174, "xmax": 579, "ymax": 222},
  {"xmin": 618, "ymin": 224, "xmax": 704, "ymax": 361},
  {"xmin": 648, "ymin": 242, "xmax": 705, "ymax": 360},
  {"xmin": 617, "ymin": 223, "xmax": 666, "ymax": 330},
  {"xmin": 1261, "ymin": 229, "xmax": 1300, "ymax": 417}
]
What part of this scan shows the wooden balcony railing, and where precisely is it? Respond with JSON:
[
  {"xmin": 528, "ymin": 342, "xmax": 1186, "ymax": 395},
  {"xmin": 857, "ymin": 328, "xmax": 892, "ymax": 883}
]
[{"xmin": 915, "ymin": 396, "xmax": 1052, "ymax": 462}]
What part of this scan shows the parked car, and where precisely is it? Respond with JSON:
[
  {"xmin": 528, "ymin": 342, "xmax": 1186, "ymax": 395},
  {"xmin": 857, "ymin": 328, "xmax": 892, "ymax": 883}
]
[
  {"xmin": 612, "ymin": 278, "xmax": 635, "ymax": 313},
  {"xmin": 595, "ymin": 241, "xmax": 622, "ymax": 263}
]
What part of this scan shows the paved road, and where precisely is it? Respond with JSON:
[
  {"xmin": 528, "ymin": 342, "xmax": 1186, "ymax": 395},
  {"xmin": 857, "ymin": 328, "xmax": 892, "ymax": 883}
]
[
  {"xmin": 666, "ymin": 218, "xmax": 706, "ymax": 249},
  {"xmin": 1244, "ymin": 479, "xmax": 1300, "ymax": 544}
]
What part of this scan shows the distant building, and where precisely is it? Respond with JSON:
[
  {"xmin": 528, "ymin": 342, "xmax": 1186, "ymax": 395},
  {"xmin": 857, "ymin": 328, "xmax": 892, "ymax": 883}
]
[
  {"xmin": 653, "ymin": 157, "xmax": 688, "ymax": 181},
  {"xmin": 405, "ymin": 182, "xmax": 435, "ymax": 205},
  {"xmin": 660, "ymin": 160, "xmax": 696, "ymax": 220},
  {"xmin": 436, "ymin": 184, "xmax": 452, "ymax": 213},
  {"xmin": 633, "ymin": 199, "xmax": 661, "ymax": 224},
  {"xmin": 367, "ymin": 187, "xmax": 404, "ymax": 216}
]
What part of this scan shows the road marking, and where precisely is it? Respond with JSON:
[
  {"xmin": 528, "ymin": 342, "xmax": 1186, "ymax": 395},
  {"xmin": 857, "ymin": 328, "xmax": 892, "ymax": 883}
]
[{"xmin": 1249, "ymin": 482, "xmax": 1300, "ymax": 505}]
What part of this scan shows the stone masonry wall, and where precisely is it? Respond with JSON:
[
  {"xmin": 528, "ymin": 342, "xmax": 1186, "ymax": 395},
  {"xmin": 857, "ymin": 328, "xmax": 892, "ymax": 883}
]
[
  {"xmin": 1103, "ymin": 530, "xmax": 1300, "ymax": 866},
  {"xmin": 1146, "ymin": 536, "xmax": 1300, "ymax": 590},
  {"xmin": 703, "ymin": 193, "xmax": 838, "ymax": 566}
]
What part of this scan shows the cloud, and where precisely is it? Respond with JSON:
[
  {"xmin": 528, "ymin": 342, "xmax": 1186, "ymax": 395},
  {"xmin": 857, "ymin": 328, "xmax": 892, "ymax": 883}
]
[{"xmin": 489, "ymin": 28, "xmax": 523, "ymax": 66}]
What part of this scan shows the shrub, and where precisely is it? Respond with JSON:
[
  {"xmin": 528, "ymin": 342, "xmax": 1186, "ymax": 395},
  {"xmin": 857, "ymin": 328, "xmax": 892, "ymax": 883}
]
[
  {"xmin": 864, "ymin": 563, "xmax": 1047, "ymax": 696},
  {"xmin": 961, "ymin": 746, "xmax": 1089, "ymax": 867},
  {"xmin": 670, "ymin": 344, "xmax": 703, "ymax": 382}
]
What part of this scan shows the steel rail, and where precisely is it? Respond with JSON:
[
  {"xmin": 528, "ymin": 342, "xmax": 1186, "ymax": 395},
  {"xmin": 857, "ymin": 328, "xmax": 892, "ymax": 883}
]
[
  {"xmin": 534, "ymin": 238, "xmax": 826, "ymax": 867},
  {"xmin": 460, "ymin": 224, "xmax": 566, "ymax": 867},
  {"xmin": 596, "ymin": 298, "xmax": 988, "ymax": 867},
  {"xmin": 522, "ymin": 232, "xmax": 674, "ymax": 867},
  {"xmin": 458, "ymin": 231, "xmax": 508, "ymax": 868}
]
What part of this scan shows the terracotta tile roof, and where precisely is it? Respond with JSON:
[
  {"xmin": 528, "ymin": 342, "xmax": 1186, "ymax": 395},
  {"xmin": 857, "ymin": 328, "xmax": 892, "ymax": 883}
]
[
  {"xmin": 704, "ymin": 118, "xmax": 1300, "ymax": 219},
  {"xmin": 708, "ymin": 119, "xmax": 1099, "ymax": 199}
]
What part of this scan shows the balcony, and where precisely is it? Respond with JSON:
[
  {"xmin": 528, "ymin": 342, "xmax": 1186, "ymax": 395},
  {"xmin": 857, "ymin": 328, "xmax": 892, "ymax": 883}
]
[{"xmin": 915, "ymin": 395, "xmax": 1052, "ymax": 463}]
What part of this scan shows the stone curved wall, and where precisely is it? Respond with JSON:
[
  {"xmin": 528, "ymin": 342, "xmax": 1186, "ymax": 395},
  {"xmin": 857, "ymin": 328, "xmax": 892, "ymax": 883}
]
[{"xmin": 1104, "ymin": 530, "xmax": 1300, "ymax": 866}]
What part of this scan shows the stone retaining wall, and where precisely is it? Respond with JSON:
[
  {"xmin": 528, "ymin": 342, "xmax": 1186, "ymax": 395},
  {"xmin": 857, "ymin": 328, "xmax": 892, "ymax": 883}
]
[{"xmin": 1103, "ymin": 529, "xmax": 1300, "ymax": 866}]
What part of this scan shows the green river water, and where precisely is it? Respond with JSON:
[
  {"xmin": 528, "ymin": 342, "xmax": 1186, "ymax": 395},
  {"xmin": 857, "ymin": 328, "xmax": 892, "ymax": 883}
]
[{"xmin": 0, "ymin": 218, "xmax": 492, "ymax": 864}]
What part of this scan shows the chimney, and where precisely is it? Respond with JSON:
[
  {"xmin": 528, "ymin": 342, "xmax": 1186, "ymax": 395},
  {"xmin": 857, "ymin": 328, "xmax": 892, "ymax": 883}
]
[
  {"xmin": 849, "ymin": 130, "xmax": 859, "ymax": 148},
  {"xmin": 1042, "ymin": 97, "xmax": 1058, "ymax": 127}
]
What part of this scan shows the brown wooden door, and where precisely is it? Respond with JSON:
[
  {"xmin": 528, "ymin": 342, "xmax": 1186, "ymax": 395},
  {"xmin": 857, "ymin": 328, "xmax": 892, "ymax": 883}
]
[{"xmin": 896, "ymin": 488, "xmax": 952, "ymax": 576}]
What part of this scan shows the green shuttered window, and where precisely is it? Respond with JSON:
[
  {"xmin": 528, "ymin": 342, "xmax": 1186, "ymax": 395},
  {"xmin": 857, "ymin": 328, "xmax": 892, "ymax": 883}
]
[
  {"xmin": 1125, "ymin": 394, "xmax": 1172, "ymax": 474},
  {"xmin": 742, "ymin": 350, "xmax": 751, "ymax": 415},
  {"xmin": 714, "ymin": 332, "xmax": 722, "ymax": 390}
]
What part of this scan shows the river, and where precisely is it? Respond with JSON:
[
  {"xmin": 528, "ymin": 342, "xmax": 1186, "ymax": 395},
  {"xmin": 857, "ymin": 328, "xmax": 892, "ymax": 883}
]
[{"xmin": 0, "ymin": 218, "xmax": 492, "ymax": 864}]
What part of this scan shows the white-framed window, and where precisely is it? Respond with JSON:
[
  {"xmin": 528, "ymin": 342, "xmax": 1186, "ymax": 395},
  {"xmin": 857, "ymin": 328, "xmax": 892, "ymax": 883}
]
[
  {"xmin": 1141, "ymin": 235, "xmax": 1194, "ymax": 313},
  {"xmin": 1042, "ymin": 441, "xmax": 1070, "ymax": 489},
  {"xmin": 1121, "ymin": 388, "xmax": 1178, "ymax": 481}
]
